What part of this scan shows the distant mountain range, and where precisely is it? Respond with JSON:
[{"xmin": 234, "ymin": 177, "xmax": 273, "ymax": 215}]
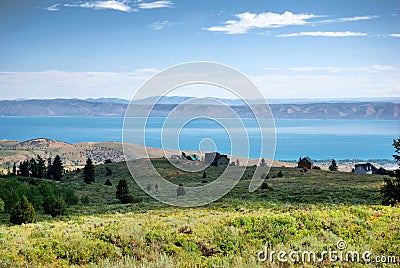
[{"xmin": 0, "ymin": 98, "xmax": 399, "ymax": 119}]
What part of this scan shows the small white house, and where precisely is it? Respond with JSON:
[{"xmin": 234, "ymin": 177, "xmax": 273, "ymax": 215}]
[{"xmin": 353, "ymin": 163, "xmax": 377, "ymax": 174}]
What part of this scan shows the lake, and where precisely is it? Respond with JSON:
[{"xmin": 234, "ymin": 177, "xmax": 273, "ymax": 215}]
[{"xmin": 0, "ymin": 116, "xmax": 399, "ymax": 160}]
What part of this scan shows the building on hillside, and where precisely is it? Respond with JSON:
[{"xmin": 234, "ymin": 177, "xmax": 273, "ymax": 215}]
[
  {"xmin": 297, "ymin": 157, "xmax": 314, "ymax": 169},
  {"xmin": 204, "ymin": 152, "xmax": 230, "ymax": 167},
  {"xmin": 353, "ymin": 163, "xmax": 377, "ymax": 174}
]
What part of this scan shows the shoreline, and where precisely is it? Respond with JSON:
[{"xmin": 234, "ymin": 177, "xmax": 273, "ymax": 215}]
[{"xmin": 0, "ymin": 138, "xmax": 397, "ymax": 173}]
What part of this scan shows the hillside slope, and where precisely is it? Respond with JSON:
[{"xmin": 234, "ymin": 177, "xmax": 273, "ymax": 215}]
[
  {"xmin": 0, "ymin": 99, "xmax": 399, "ymax": 119},
  {"xmin": 0, "ymin": 161, "xmax": 398, "ymax": 267}
]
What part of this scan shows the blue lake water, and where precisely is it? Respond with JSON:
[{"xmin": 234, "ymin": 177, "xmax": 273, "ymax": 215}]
[{"xmin": 0, "ymin": 116, "xmax": 399, "ymax": 160}]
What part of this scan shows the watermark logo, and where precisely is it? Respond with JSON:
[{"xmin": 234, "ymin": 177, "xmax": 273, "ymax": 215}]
[
  {"xmin": 122, "ymin": 62, "xmax": 276, "ymax": 207},
  {"xmin": 257, "ymin": 240, "xmax": 398, "ymax": 264}
]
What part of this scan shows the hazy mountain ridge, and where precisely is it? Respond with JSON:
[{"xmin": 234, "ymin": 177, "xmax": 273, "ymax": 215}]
[{"xmin": 0, "ymin": 99, "xmax": 399, "ymax": 119}]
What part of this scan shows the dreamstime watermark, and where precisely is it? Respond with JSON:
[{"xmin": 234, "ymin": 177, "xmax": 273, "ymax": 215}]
[
  {"xmin": 122, "ymin": 62, "xmax": 276, "ymax": 207},
  {"xmin": 257, "ymin": 240, "xmax": 399, "ymax": 264}
]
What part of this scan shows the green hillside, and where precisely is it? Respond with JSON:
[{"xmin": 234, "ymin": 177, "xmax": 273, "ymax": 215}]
[{"xmin": 0, "ymin": 160, "xmax": 399, "ymax": 267}]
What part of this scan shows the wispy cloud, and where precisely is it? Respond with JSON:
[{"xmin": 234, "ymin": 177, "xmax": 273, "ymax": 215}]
[
  {"xmin": 278, "ymin": 31, "xmax": 367, "ymax": 37},
  {"xmin": 150, "ymin": 20, "xmax": 175, "ymax": 30},
  {"xmin": 0, "ymin": 69, "xmax": 158, "ymax": 100},
  {"xmin": 206, "ymin": 11, "xmax": 318, "ymax": 34},
  {"xmin": 78, "ymin": 1, "xmax": 133, "ymax": 12},
  {"xmin": 46, "ymin": 0, "xmax": 174, "ymax": 12},
  {"xmin": 264, "ymin": 65, "xmax": 396, "ymax": 73},
  {"xmin": 389, "ymin": 33, "xmax": 400, "ymax": 37},
  {"xmin": 206, "ymin": 11, "xmax": 378, "ymax": 35},
  {"xmin": 317, "ymin": 15, "xmax": 378, "ymax": 24},
  {"xmin": 137, "ymin": 0, "xmax": 173, "ymax": 9},
  {"xmin": 46, "ymin": 3, "xmax": 61, "ymax": 11}
]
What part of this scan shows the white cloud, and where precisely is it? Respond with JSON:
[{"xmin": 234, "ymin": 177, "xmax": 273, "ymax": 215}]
[
  {"xmin": 206, "ymin": 11, "xmax": 378, "ymax": 35},
  {"xmin": 78, "ymin": 1, "xmax": 133, "ymax": 12},
  {"xmin": 278, "ymin": 31, "xmax": 367, "ymax": 37},
  {"xmin": 46, "ymin": 3, "xmax": 61, "ymax": 11},
  {"xmin": 265, "ymin": 65, "xmax": 396, "ymax": 73},
  {"xmin": 206, "ymin": 11, "xmax": 318, "ymax": 34},
  {"xmin": 318, "ymin": 15, "xmax": 378, "ymax": 24},
  {"xmin": 1, "ymin": 67, "xmax": 398, "ymax": 100},
  {"xmin": 370, "ymin": 64, "xmax": 394, "ymax": 71},
  {"xmin": 251, "ymin": 71, "xmax": 400, "ymax": 99},
  {"xmin": 385, "ymin": 85, "xmax": 400, "ymax": 97},
  {"xmin": 134, "ymin": 68, "xmax": 161, "ymax": 73},
  {"xmin": 389, "ymin": 33, "xmax": 400, "ymax": 37},
  {"xmin": 137, "ymin": 0, "xmax": 173, "ymax": 9},
  {"xmin": 47, "ymin": 0, "xmax": 174, "ymax": 12},
  {"xmin": 0, "ymin": 69, "xmax": 158, "ymax": 100},
  {"xmin": 150, "ymin": 20, "xmax": 175, "ymax": 30},
  {"xmin": 287, "ymin": 67, "xmax": 341, "ymax": 73}
]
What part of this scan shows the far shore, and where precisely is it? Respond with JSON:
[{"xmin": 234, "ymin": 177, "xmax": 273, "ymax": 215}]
[{"xmin": 0, "ymin": 138, "xmax": 397, "ymax": 174}]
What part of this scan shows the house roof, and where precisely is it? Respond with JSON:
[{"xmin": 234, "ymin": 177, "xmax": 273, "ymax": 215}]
[
  {"xmin": 355, "ymin": 163, "xmax": 377, "ymax": 171},
  {"xmin": 301, "ymin": 157, "xmax": 313, "ymax": 163}
]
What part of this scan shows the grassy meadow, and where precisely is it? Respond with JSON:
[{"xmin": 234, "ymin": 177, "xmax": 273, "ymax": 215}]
[{"xmin": 0, "ymin": 160, "xmax": 399, "ymax": 267}]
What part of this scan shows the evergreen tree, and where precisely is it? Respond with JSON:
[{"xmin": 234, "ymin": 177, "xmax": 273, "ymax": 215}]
[
  {"xmin": 46, "ymin": 157, "xmax": 52, "ymax": 179},
  {"xmin": 51, "ymin": 155, "xmax": 64, "ymax": 181},
  {"xmin": 10, "ymin": 195, "xmax": 35, "ymax": 224},
  {"xmin": 105, "ymin": 179, "xmax": 112, "ymax": 186},
  {"xmin": 380, "ymin": 137, "xmax": 400, "ymax": 205},
  {"xmin": 19, "ymin": 160, "xmax": 30, "ymax": 177},
  {"xmin": 12, "ymin": 162, "xmax": 16, "ymax": 176},
  {"xmin": 260, "ymin": 158, "xmax": 266, "ymax": 167},
  {"xmin": 116, "ymin": 179, "xmax": 129, "ymax": 199},
  {"xmin": 329, "ymin": 159, "xmax": 338, "ymax": 171},
  {"xmin": 202, "ymin": 171, "xmax": 207, "ymax": 179},
  {"xmin": 29, "ymin": 158, "xmax": 38, "ymax": 178},
  {"xmin": 83, "ymin": 158, "xmax": 95, "ymax": 184},
  {"xmin": 36, "ymin": 155, "xmax": 46, "ymax": 179}
]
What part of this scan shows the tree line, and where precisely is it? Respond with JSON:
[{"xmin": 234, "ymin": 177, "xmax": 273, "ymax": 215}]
[{"xmin": 16, "ymin": 155, "xmax": 64, "ymax": 180}]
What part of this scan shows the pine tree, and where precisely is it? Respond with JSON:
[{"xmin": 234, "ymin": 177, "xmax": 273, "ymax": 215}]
[
  {"xmin": 36, "ymin": 155, "xmax": 46, "ymax": 179},
  {"xmin": 202, "ymin": 171, "xmax": 207, "ymax": 179},
  {"xmin": 116, "ymin": 179, "xmax": 129, "ymax": 199},
  {"xmin": 10, "ymin": 195, "xmax": 35, "ymax": 224},
  {"xmin": 46, "ymin": 157, "xmax": 52, "ymax": 179},
  {"xmin": 19, "ymin": 160, "xmax": 30, "ymax": 177},
  {"xmin": 380, "ymin": 137, "xmax": 400, "ymax": 205},
  {"xmin": 29, "ymin": 158, "xmax": 38, "ymax": 178},
  {"xmin": 83, "ymin": 158, "xmax": 95, "ymax": 184},
  {"xmin": 260, "ymin": 158, "xmax": 266, "ymax": 167},
  {"xmin": 329, "ymin": 159, "xmax": 338, "ymax": 171},
  {"xmin": 51, "ymin": 155, "xmax": 64, "ymax": 181},
  {"xmin": 12, "ymin": 162, "xmax": 16, "ymax": 176}
]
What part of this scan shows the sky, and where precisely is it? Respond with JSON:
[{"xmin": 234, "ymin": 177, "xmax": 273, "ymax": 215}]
[{"xmin": 0, "ymin": 0, "xmax": 399, "ymax": 100}]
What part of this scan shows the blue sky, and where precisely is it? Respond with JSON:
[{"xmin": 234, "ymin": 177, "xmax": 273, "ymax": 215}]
[{"xmin": 0, "ymin": 0, "xmax": 399, "ymax": 99}]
